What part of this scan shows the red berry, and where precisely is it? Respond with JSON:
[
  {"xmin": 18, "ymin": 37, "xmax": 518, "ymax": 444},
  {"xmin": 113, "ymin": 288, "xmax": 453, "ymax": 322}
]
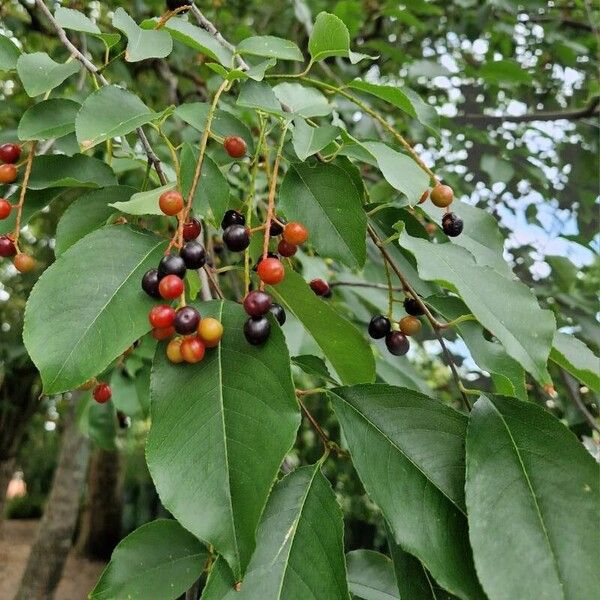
[
  {"xmin": 14, "ymin": 254, "xmax": 35, "ymax": 273},
  {"xmin": 243, "ymin": 291, "xmax": 272, "ymax": 317},
  {"xmin": 93, "ymin": 383, "xmax": 112, "ymax": 404},
  {"xmin": 159, "ymin": 190, "xmax": 184, "ymax": 216},
  {"xmin": 223, "ymin": 136, "xmax": 247, "ymax": 159},
  {"xmin": 257, "ymin": 257, "xmax": 285, "ymax": 285},
  {"xmin": 0, "ymin": 235, "xmax": 16, "ymax": 257},
  {"xmin": 149, "ymin": 305, "xmax": 176, "ymax": 329},
  {"xmin": 418, "ymin": 190, "xmax": 429, "ymax": 205},
  {"xmin": 180, "ymin": 336, "xmax": 206, "ymax": 363},
  {"xmin": 159, "ymin": 274, "xmax": 184, "ymax": 299},
  {"xmin": 0, "ymin": 143, "xmax": 21, "ymax": 164},
  {"xmin": 0, "ymin": 164, "xmax": 18, "ymax": 184},
  {"xmin": 183, "ymin": 218, "xmax": 201, "ymax": 241},
  {"xmin": 277, "ymin": 239, "xmax": 297, "ymax": 257},
  {"xmin": 309, "ymin": 278, "xmax": 331, "ymax": 297},
  {"xmin": 152, "ymin": 326, "xmax": 175, "ymax": 341},
  {"xmin": 283, "ymin": 222, "xmax": 309, "ymax": 245},
  {"xmin": 0, "ymin": 199, "xmax": 11, "ymax": 219},
  {"xmin": 430, "ymin": 183, "xmax": 454, "ymax": 208}
]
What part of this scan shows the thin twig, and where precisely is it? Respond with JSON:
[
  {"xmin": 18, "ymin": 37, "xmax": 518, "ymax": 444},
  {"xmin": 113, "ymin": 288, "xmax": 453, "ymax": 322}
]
[
  {"xmin": 13, "ymin": 142, "xmax": 37, "ymax": 249},
  {"xmin": 559, "ymin": 369, "xmax": 600, "ymax": 433}
]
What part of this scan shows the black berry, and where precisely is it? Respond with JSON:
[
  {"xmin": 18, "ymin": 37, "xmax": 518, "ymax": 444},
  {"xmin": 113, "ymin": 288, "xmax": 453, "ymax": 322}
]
[
  {"xmin": 269, "ymin": 303, "xmax": 286, "ymax": 326},
  {"xmin": 442, "ymin": 212, "xmax": 464, "ymax": 237},
  {"xmin": 142, "ymin": 269, "xmax": 161, "ymax": 299},
  {"xmin": 269, "ymin": 220, "xmax": 284, "ymax": 236},
  {"xmin": 180, "ymin": 241, "xmax": 207, "ymax": 269},
  {"xmin": 244, "ymin": 316, "xmax": 271, "ymax": 345},
  {"xmin": 221, "ymin": 209, "xmax": 245, "ymax": 230},
  {"xmin": 385, "ymin": 331, "xmax": 410, "ymax": 356},
  {"xmin": 174, "ymin": 306, "xmax": 201, "ymax": 335},
  {"xmin": 158, "ymin": 254, "xmax": 186, "ymax": 279},
  {"xmin": 223, "ymin": 225, "xmax": 250, "ymax": 252},
  {"xmin": 368, "ymin": 315, "xmax": 391, "ymax": 339},
  {"xmin": 243, "ymin": 291, "xmax": 272, "ymax": 317},
  {"xmin": 404, "ymin": 297, "xmax": 424, "ymax": 317},
  {"xmin": 167, "ymin": 0, "xmax": 192, "ymax": 11}
]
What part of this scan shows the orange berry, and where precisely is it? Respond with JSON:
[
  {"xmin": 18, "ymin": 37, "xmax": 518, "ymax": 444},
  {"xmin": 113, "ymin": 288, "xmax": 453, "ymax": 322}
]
[
  {"xmin": 257, "ymin": 257, "xmax": 285, "ymax": 285},
  {"xmin": 399, "ymin": 316, "xmax": 422, "ymax": 336},
  {"xmin": 430, "ymin": 183, "xmax": 454, "ymax": 208},
  {"xmin": 166, "ymin": 338, "xmax": 184, "ymax": 363},
  {"xmin": 14, "ymin": 254, "xmax": 35, "ymax": 273},
  {"xmin": 198, "ymin": 317, "xmax": 224, "ymax": 348},
  {"xmin": 283, "ymin": 222, "xmax": 309, "ymax": 245},
  {"xmin": 159, "ymin": 190, "xmax": 184, "ymax": 216},
  {"xmin": 418, "ymin": 190, "xmax": 429, "ymax": 205},
  {"xmin": 0, "ymin": 164, "xmax": 18, "ymax": 184},
  {"xmin": 180, "ymin": 336, "xmax": 206, "ymax": 363}
]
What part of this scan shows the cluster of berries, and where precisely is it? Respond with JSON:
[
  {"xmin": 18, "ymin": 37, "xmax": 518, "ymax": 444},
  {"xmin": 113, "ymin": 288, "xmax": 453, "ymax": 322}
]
[
  {"xmin": 0, "ymin": 142, "xmax": 19, "ymax": 185},
  {"xmin": 368, "ymin": 298, "xmax": 424, "ymax": 357},
  {"xmin": 242, "ymin": 290, "xmax": 286, "ymax": 345},
  {"xmin": 419, "ymin": 183, "xmax": 464, "ymax": 237}
]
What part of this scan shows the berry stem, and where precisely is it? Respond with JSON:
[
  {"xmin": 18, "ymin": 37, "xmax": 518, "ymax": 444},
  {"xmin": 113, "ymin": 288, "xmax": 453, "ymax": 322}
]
[
  {"xmin": 12, "ymin": 141, "xmax": 36, "ymax": 249},
  {"xmin": 382, "ymin": 254, "xmax": 394, "ymax": 320}
]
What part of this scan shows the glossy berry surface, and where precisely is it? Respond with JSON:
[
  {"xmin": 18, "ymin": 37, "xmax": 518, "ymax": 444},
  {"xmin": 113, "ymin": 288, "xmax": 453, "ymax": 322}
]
[
  {"xmin": 277, "ymin": 240, "xmax": 297, "ymax": 257},
  {"xmin": 93, "ymin": 383, "xmax": 112, "ymax": 404},
  {"xmin": 283, "ymin": 222, "xmax": 309, "ymax": 245},
  {"xmin": 0, "ymin": 143, "xmax": 21, "ymax": 164},
  {"xmin": 404, "ymin": 297, "xmax": 425, "ymax": 317},
  {"xmin": 368, "ymin": 315, "xmax": 391, "ymax": 339},
  {"xmin": 224, "ymin": 136, "xmax": 247, "ymax": 159},
  {"xmin": 430, "ymin": 183, "xmax": 454, "ymax": 208},
  {"xmin": 269, "ymin": 303, "xmax": 286, "ymax": 326},
  {"xmin": 197, "ymin": 317, "xmax": 224, "ymax": 348},
  {"xmin": 0, "ymin": 199, "xmax": 11, "ymax": 219},
  {"xmin": 309, "ymin": 279, "xmax": 331, "ymax": 297},
  {"xmin": 166, "ymin": 338, "xmax": 184, "ymax": 364},
  {"xmin": 152, "ymin": 326, "xmax": 175, "ymax": 341},
  {"xmin": 0, "ymin": 235, "xmax": 16, "ymax": 257},
  {"xmin": 257, "ymin": 257, "xmax": 285, "ymax": 285},
  {"xmin": 385, "ymin": 331, "xmax": 410, "ymax": 356},
  {"xmin": 223, "ymin": 225, "xmax": 250, "ymax": 252},
  {"xmin": 269, "ymin": 220, "xmax": 284, "ymax": 236},
  {"xmin": 0, "ymin": 164, "xmax": 18, "ymax": 184},
  {"xmin": 399, "ymin": 316, "xmax": 422, "ymax": 336},
  {"xmin": 158, "ymin": 254, "xmax": 186, "ymax": 279},
  {"xmin": 180, "ymin": 241, "xmax": 207, "ymax": 269},
  {"xmin": 442, "ymin": 212, "xmax": 464, "ymax": 237},
  {"xmin": 149, "ymin": 305, "xmax": 176, "ymax": 329},
  {"xmin": 159, "ymin": 274, "xmax": 184, "ymax": 300},
  {"xmin": 183, "ymin": 218, "xmax": 201, "ymax": 241},
  {"xmin": 174, "ymin": 306, "xmax": 201, "ymax": 335},
  {"xmin": 180, "ymin": 336, "xmax": 206, "ymax": 363},
  {"xmin": 244, "ymin": 316, "xmax": 271, "ymax": 345},
  {"xmin": 14, "ymin": 254, "xmax": 35, "ymax": 273},
  {"xmin": 159, "ymin": 190, "xmax": 184, "ymax": 216},
  {"xmin": 243, "ymin": 291, "xmax": 272, "ymax": 317},
  {"xmin": 142, "ymin": 269, "xmax": 161, "ymax": 298},
  {"xmin": 221, "ymin": 209, "xmax": 245, "ymax": 230}
]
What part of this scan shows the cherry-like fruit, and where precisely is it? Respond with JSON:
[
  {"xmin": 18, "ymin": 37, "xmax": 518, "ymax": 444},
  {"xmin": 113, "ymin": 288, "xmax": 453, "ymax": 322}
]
[
  {"xmin": 418, "ymin": 190, "xmax": 429, "ymax": 205},
  {"xmin": 158, "ymin": 254, "xmax": 186, "ymax": 279},
  {"xmin": 152, "ymin": 326, "xmax": 175, "ymax": 341},
  {"xmin": 180, "ymin": 241, "xmax": 206, "ymax": 269},
  {"xmin": 0, "ymin": 164, "xmax": 18, "ymax": 184},
  {"xmin": 277, "ymin": 240, "xmax": 297, "ymax": 257},
  {"xmin": 142, "ymin": 269, "xmax": 161, "ymax": 299},
  {"xmin": 442, "ymin": 212, "xmax": 463, "ymax": 237},
  {"xmin": 269, "ymin": 220, "xmax": 284, "ymax": 236},
  {"xmin": 224, "ymin": 136, "xmax": 247, "ymax": 159},
  {"xmin": 368, "ymin": 315, "xmax": 391, "ymax": 339},
  {"xmin": 257, "ymin": 257, "xmax": 284, "ymax": 285},
  {"xmin": 399, "ymin": 315, "xmax": 421, "ymax": 336},
  {"xmin": 159, "ymin": 190, "xmax": 184, "ymax": 216},
  {"xmin": 174, "ymin": 306, "xmax": 201, "ymax": 335},
  {"xmin": 223, "ymin": 225, "xmax": 250, "ymax": 252},
  {"xmin": 0, "ymin": 143, "xmax": 21, "ymax": 164},
  {"xmin": 403, "ymin": 297, "xmax": 425, "ymax": 317},
  {"xmin": 0, "ymin": 199, "xmax": 11, "ymax": 219},
  {"xmin": 159, "ymin": 274, "xmax": 184, "ymax": 300},
  {"xmin": 181, "ymin": 336, "xmax": 206, "ymax": 363},
  {"xmin": 283, "ymin": 222, "xmax": 309, "ymax": 245},
  {"xmin": 244, "ymin": 290, "xmax": 272, "ymax": 317},
  {"xmin": 269, "ymin": 303, "xmax": 286, "ymax": 325},
  {"xmin": 93, "ymin": 383, "xmax": 112, "ymax": 404},
  {"xmin": 310, "ymin": 279, "xmax": 331, "ymax": 297},
  {"xmin": 430, "ymin": 183, "xmax": 454, "ymax": 208},
  {"xmin": 0, "ymin": 235, "xmax": 16, "ymax": 257},
  {"xmin": 14, "ymin": 254, "xmax": 35, "ymax": 273},
  {"xmin": 183, "ymin": 218, "xmax": 201, "ymax": 241},
  {"xmin": 197, "ymin": 317, "xmax": 223, "ymax": 348},
  {"xmin": 385, "ymin": 331, "xmax": 410, "ymax": 356},
  {"xmin": 149, "ymin": 305, "xmax": 176, "ymax": 329},
  {"xmin": 166, "ymin": 338, "xmax": 184, "ymax": 364},
  {"xmin": 221, "ymin": 209, "xmax": 245, "ymax": 230},
  {"xmin": 244, "ymin": 316, "xmax": 271, "ymax": 345}
]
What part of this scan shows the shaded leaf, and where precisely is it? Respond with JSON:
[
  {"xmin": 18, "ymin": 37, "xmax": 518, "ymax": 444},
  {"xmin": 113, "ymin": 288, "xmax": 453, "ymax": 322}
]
[
  {"xmin": 347, "ymin": 550, "xmax": 399, "ymax": 600},
  {"xmin": 18, "ymin": 99, "xmax": 80, "ymax": 141},
  {"xmin": 27, "ymin": 154, "xmax": 117, "ymax": 189},
  {"xmin": 550, "ymin": 331, "xmax": 600, "ymax": 393}
]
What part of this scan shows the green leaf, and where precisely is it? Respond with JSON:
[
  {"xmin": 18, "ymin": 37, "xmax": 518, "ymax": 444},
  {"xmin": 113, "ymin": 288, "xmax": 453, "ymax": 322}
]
[
  {"xmin": 292, "ymin": 119, "xmax": 340, "ymax": 161},
  {"xmin": 480, "ymin": 154, "xmax": 514, "ymax": 184},
  {"xmin": 201, "ymin": 465, "xmax": 349, "ymax": 599},
  {"xmin": 110, "ymin": 369, "xmax": 147, "ymax": 419},
  {"xmin": 479, "ymin": 59, "xmax": 532, "ymax": 85},
  {"xmin": 273, "ymin": 83, "xmax": 332, "ymax": 117},
  {"xmin": 109, "ymin": 182, "xmax": 176, "ymax": 216},
  {"xmin": 292, "ymin": 355, "xmax": 339, "ymax": 385},
  {"xmin": 18, "ymin": 99, "xmax": 80, "ymax": 141},
  {"xmin": 55, "ymin": 186, "xmax": 135, "ymax": 255},
  {"xmin": 55, "ymin": 7, "xmax": 120, "ymax": 50},
  {"xmin": 466, "ymin": 395, "xmax": 599, "ymax": 599},
  {"xmin": 347, "ymin": 550, "xmax": 399, "ymax": 600},
  {"xmin": 28, "ymin": 154, "xmax": 117, "ymax": 189},
  {"xmin": 146, "ymin": 300, "xmax": 300, "ymax": 579},
  {"xmin": 399, "ymin": 229, "xmax": 556, "ymax": 384},
  {"xmin": 0, "ymin": 34, "xmax": 21, "ymax": 71},
  {"xmin": 76, "ymin": 86, "xmax": 158, "ymax": 150},
  {"xmin": 237, "ymin": 36, "xmax": 303, "ymax": 61},
  {"xmin": 279, "ymin": 163, "xmax": 366, "ymax": 268},
  {"xmin": 269, "ymin": 268, "xmax": 375, "ymax": 385},
  {"xmin": 550, "ymin": 331, "xmax": 600, "ymax": 393},
  {"xmin": 308, "ymin": 12, "xmax": 350, "ymax": 62},
  {"xmin": 77, "ymin": 391, "xmax": 117, "ymax": 451},
  {"xmin": 236, "ymin": 80, "xmax": 286, "ymax": 117},
  {"xmin": 23, "ymin": 227, "xmax": 165, "ymax": 394},
  {"xmin": 330, "ymin": 384, "xmax": 484, "ymax": 600},
  {"xmin": 16, "ymin": 52, "xmax": 79, "ymax": 97},
  {"xmin": 112, "ymin": 8, "xmax": 172, "ymax": 62},
  {"xmin": 90, "ymin": 519, "xmax": 206, "ymax": 600}
]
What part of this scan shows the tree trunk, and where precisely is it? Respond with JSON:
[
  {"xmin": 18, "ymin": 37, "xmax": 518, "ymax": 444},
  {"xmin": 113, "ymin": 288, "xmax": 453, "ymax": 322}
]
[
  {"xmin": 0, "ymin": 456, "xmax": 16, "ymax": 523},
  {"xmin": 14, "ymin": 400, "xmax": 90, "ymax": 600},
  {"xmin": 76, "ymin": 447, "xmax": 123, "ymax": 560}
]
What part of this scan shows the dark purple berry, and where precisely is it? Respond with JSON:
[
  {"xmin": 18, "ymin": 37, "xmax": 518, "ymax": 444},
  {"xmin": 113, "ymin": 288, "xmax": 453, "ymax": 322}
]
[
  {"xmin": 183, "ymin": 218, "xmax": 201, "ymax": 241},
  {"xmin": 269, "ymin": 303, "xmax": 286, "ymax": 326},
  {"xmin": 310, "ymin": 279, "xmax": 331, "ymax": 297},
  {"xmin": 368, "ymin": 315, "xmax": 391, "ymax": 339},
  {"xmin": 243, "ymin": 291, "xmax": 272, "ymax": 317},
  {"xmin": 244, "ymin": 316, "xmax": 271, "ymax": 345},
  {"xmin": 385, "ymin": 331, "xmax": 410, "ymax": 356},
  {"xmin": 404, "ymin": 297, "xmax": 425, "ymax": 317},
  {"xmin": 269, "ymin": 220, "xmax": 284, "ymax": 236},
  {"xmin": 174, "ymin": 306, "xmax": 200, "ymax": 335},
  {"xmin": 158, "ymin": 254, "xmax": 186, "ymax": 279},
  {"xmin": 180, "ymin": 241, "xmax": 207, "ymax": 269},
  {"xmin": 442, "ymin": 212, "xmax": 464, "ymax": 237},
  {"xmin": 223, "ymin": 225, "xmax": 250, "ymax": 252},
  {"xmin": 167, "ymin": 0, "xmax": 192, "ymax": 11},
  {"xmin": 142, "ymin": 269, "xmax": 161, "ymax": 299},
  {"xmin": 221, "ymin": 209, "xmax": 245, "ymax": 230}
]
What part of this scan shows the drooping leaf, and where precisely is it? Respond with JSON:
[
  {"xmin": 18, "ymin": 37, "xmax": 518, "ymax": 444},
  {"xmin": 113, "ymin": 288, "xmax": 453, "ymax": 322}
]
[
  {"xmin": 466, "ymin": 395, "xmax": 599, "ymax": 599},
  {"xmin": 330, "ymin": 384, "xmax": 484, "ymax": 600},
  {"xmin": 146, "ymin": 300, "xmax": 300, "ymax": 579},
  {"xmin": 346, "ymin": 550, "xmax": 399, "ymax": 600},
  {"xmin": 18, "ymin": 99, "xmax": 80, "ymax": 141},
  {"xmin": 109, "ymin": 182, "xmax": 176, "ymax": 216},
  {"xmin": 237, "ymin": 36, "xmax": 303, "ymax": 61},
  {"xmin": 269, "ymin": 268, "xmax": 375, "ymax": 385},
  {"xmin": 292, "ymin": 354, "xmax": 339, "ymax": 385},
  {"xmin": 279, "ymin": 162, "xmax": 366, "ymax": 268},
  {"xmin": 550, "ymin": 331, "xmax": 600, "ymax": 392},
  {"xmin": 27, "ymin": 154, "xmax": 117, "ymax": 189},
  {"xmin": 16, "ymin": 52, "xmax": 80, "ymax": 97},
  {"xmin": 201, "ymin": 464, "xmax": 350, "ymax": 599},
  {"xmin": 292, "ymin": 119, "xmax": 340, "ymax": 160},
  {"xmin": 23, "ymin": 227, "xmax": 165, "ymax": 394},
  {"xmin": 0, "ymin": 34, "xmax": 21, "ymax": 71},
  {"xmin": 90, "ymin": 519, "xmax": 206, "ymax": 600},
  {"xmin": 273, "ymin": 83, "xmax": 332, "ymax": 117},
  {"xmin": 112, "ymin": 8, "xmax": 172, "ymax": 62}
]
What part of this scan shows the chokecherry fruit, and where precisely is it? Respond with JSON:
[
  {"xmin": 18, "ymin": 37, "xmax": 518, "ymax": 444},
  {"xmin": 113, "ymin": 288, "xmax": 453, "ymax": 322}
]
[
  {"xmin": 399, "ymin": 315, "xmax": 421, "ymax": 336},
  {"xmin": 269, "ymin": 220, "xmax": 284, "ymax": 236},
  {"xmin": 0, "ymin": 143, "xmax": 21, "ymax": 164},
  {"xmin": 0, "ymin": 199, "xmax": 11, "ymax": 219},
  {"xmin": 403, "ymin": 297, "xmax": 425, "ymax": 317},
  {"xmin": 224, "ymin": 136, "xmax": 247, "ymax": 159},
  {"xmin": 418, "ymin": 190, "xmax": 429, "ymax": 205},
  {"xmin": 166, "ymin": 338, "xmax": 184, "ymax": 364},
  {"xmin": 142, "ymin": 269, "xmax": 161, "ymax": 299},
  {"xmin": 197, "ymin": 317, "xmax": 224, "ymax": 348},
  {"xmin": 0, "ymin": 164, "xmax": 18, "ymax": 184},
  {"xmin": 244, "ymin": 316, "xmax": 271, "ymax": 345},
  {"xmin": 283, "ymin": 222, "xmax": 309, "ymax": 245},
  {"xmin": 253, "ymin": 252, "xmax": 278, "ymax": 271},
  {"xmin": 158, "ymin": 254, "xmax": 186, "ymax": 279},
  {"xmin": 368, "ymin": 315, "xmax": 391, "ymax": 339},
  {"xmin": 13, "ymin": 254, "xmax": 35, "ymax": 273},
  {"xmin": 223, "ymin": 225, "xmax": 250, "ymax": 252},
  {"xmin": 183, "ymin": 218, "xmax": 201, "ymax": 241},
  {"xmin": 221, "ymin": 209, "xmax": 245, "ymax": 230},
  {"xmin": 269, "ymin": 303, "xmax": 286, "ymax": 325},
  {"xmin": 167, "ymin": 0, "xmax": 192, "ymax": 11},
  {"xmin": 93, "ymin": 383, "xmax": 112, "ymax": 404},
  {"xmin": 159, "ymin": 189, "xmax": 184, "ymax": 216},
  {"xmin": 159, "ymin": 274, "xmax": 185, "ymax": 300},
  {"xmin": 0, "ymin": 235, "xmax": 16, "ymax": 257},
  {"xmin": 385, "ymin": 331, "xmax": 410, "ymax": 356},
  {"xmin": 257, "ymin": 257, "xmax": 284, "ymax": 285},
  {"xmin": 180, "ymin": 241, "xmax": 207, "ymax": 269},
  {"xmin": 430, "ymin": 183, "xmax": 454, "ymax": 208},
  {"xmin": 174, "ymin": 306, "xmax": 201, "ymax": 335},
  {"xmin": 277, "ymin": 239, "xmax": 297, "ymax": 257},
  {"xmin": 442, "ymin": 212, "xmax": 463, "ymax": 237},
  {"xmin": 243, "ymin": 290, "xmax": 272, "ymax": 317},
  {"xmin": 149, "ymin": 305, "xmax": 176, "ymax": 329},
  {"xmin": 180, "ymin": 336, "xmax": 206, "ymax": 363},
  {"xmin": 309, "ymin": 278, "xmax": 331, "ymax": 297},
  {"xmin": 152, "ymin": 326, "xmax": 175, "ymax": 341}
]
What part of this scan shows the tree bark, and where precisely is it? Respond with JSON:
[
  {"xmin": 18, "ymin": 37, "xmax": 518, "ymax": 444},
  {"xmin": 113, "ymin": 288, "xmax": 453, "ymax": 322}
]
[
  {"xmin": 75, "ymin": 447, "xmax": 123, "ymax": 560},
  {"xmin": 14, "ymin": 400, "xmax": 90, "ymax": 600},
  {"xmin": 0, "ymin": 456, "xmax": 16, "ymax": 522}
]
